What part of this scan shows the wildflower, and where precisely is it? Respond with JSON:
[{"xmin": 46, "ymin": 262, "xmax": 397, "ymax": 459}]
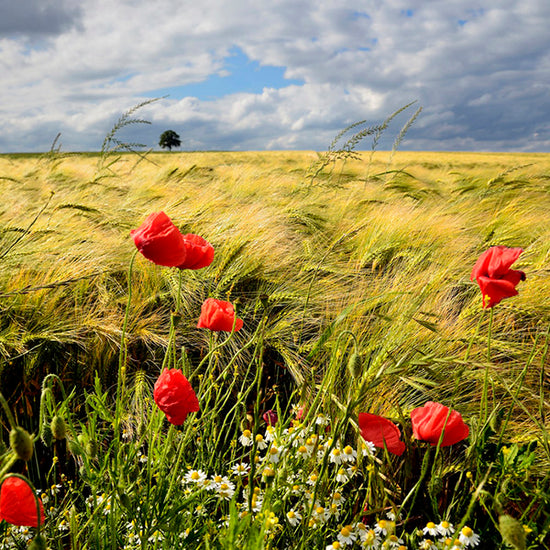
[
  {"xmin": 307, "ymin": 472, "xmax": 319, "ymax": 486},
  {"xmin": 197, "ymin": 298, "xmax": 243, "ymax": 332},
  {"xmin": 305, "ymin": 435, "xmax": 319, "ymax": 453},
  {"xmin": 342, "ymin": 445, "xmax": 357, "ymax": 463},
  {"xmin": 337, "ymin": 525, "xmax": 357, "ymax": 545},
  {"xmin": 267, "ymin": 445, "xmax": 282, "ymax": 463},
  {"xmin": 217, "ymin": 480, "xmax": 236, "ymax": 500},
  {"xmin": 418, "ymin": 540, "xmax": 438, "ymax": 550},
  {"xmin": 335, "ymin": 468, "xmax": 350, "ymax": 483},
  {"xmin": 423, "ymin": 522, "xmax": 439, "ymax": 537},
  {"xmin": 361, "ymin": 528, "xmax": 382, "ymax": 548},
  {"xmin": 177, "ymin": 233, "xmax": 214, "ymax": 270},
  {"xmin": 148, "ymin": 530, "xmax": 164, "ymax": 543},
  {"xmin": 312, "ymin": 505, "xmax": 329, "ymax": 523},
  {"xmin": 374, "ymin": 519, "xmax": 395, "ymax": 536},
  {"xmin": 184, "ymin": 469, "xmax": 207, "ymax": 484},
  {"xmin": 327, "ymin": 542, "xmax": 343, "ymax": 550},
  {"xmin": 265, "ymin": 425, "xmax": 276, "ymax": 442},
  {"xmin": 459, "ymin": 526, "xmax": 480, "ymax": 547},
  {"xmin": 255, "ymin": 433, "xmax": 268, "ymax": 450},
  {"xmin": 131, "ymin": 212, "xmax": 187, "ymax": 267},
  {"xmin": 263, "ymin": 409, "xmax": 278, "ymax": 426},
  {"xmin": 358, "ymin": 413, "xmax": 406, "ymax": 456},
  {"xmin": 316, "ymin": 413, "xmax": 330, "ymax": 426},
  {"xmin": 286, "ymin": 509, "xmax": 302, "ymax": 527},
  {"xmin": 382, "ymin": 534, "xmax": 405, "ymax": 549},
  {"xmin": 261, "ymin": 467, "xmax": 275, "ymax": 481},
  {"xmin": 265, "ymin": 512, "xmax": 279, "ymax": 530},
  {"xmin": 0, "ymin": 476, "xmax": 45, "ymax": 528},
  {"xmin": 239, "ymin": 429, "xmax": 253, "ymax": 446},
  {"xmin": 330, "ymin": 447, "xmax": 345, "ymax": 465},
  {"xmin": 231, "ymin": 462, "xmax": 250, "ymax": 476},
  {"xmin": 470, "ymin": 246, "xmax": 525, "ymax": 308},
  {"xmin": 410, "ymin": 401, "xmax": 469, "ymax": 447},
  {"xmin": 437, "ymin": 521, "xmax": 455, "ymax": 537},
  {"xmin": 153, "ymin": 369, "xmax": 199, "ymax": 425}
]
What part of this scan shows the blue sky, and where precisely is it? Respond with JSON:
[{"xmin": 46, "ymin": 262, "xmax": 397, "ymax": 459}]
[{"xmin": 0, "ymin": 0, "xmax": 548, "ymax": 152}]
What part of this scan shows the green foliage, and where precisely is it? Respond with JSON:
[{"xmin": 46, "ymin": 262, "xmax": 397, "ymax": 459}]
[{"xmin": 159, "ymin": 130, "xmax": 182, "ymax": 152}]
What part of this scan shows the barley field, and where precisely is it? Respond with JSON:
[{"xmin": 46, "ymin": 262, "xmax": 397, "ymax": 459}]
[{"xmin": 0, "ymin": 148, "xmax": 549, "ymax": 548}]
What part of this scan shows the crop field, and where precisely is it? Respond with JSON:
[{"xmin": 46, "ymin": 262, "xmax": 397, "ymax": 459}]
[{"xmin": 0, "ymin": 147, "xmax": 549, "ymax": 548}]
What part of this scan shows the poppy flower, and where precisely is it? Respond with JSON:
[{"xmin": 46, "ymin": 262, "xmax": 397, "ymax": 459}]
[
  {"xmin": 178, "ymin": 234, "xmax": 215, "ymax": 270},
  {"xmin": 153, "ymin": 369, "xmax": 200, "ymax": 425},
  {"xmin": 410, "ymin": 401, "xmax": 469, "ymax": 447},
  {"xmin": 470, "ymin": 246, "xmax": 526, "ymax": 308},
  {"xmin": 0, "ymin": 476, "xmax": 45, "ymax": 528},
  {"xmin": 197, "ymin": 298, "xmax": 243, "ymax": 332},
  {"xmin": 131, "ymin": 211, "xmax": 187, "ymax": 267},
  {"xmin": 262, "ymin": 409, "xmax": 278, "ymax": 426},
  {"xmin": 358, "ymin": 412, "xmax": 406, "ymax": 456}
]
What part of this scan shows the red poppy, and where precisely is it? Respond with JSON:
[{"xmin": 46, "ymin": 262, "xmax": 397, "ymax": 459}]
[
  {"xmin": 358, "ymin": 413, "xmax": 406, "ymax": 456},
  {"xmin": 470, "ymin": 246, "xmax": 526, "ymax": 308},
  {"xmin": 0, "ymin": 476, "xmax": 45, "ymax": 528},
  {"xmin": 410, "ymin": 401, "xmax": 469, "ymax": 447},
  {"xmin": 197, "ymin": 298, "xmax": 243, "ymax": 332},
  {"xmin": 131, "ymin": 212, "xmax": 187, "ymax": 267},
  {"xmin": 178, "ymin": 234, "xmax": 215, "ymax": 270},
  {"xmin": 262, "ymin": 409, "xmax": 278, "ymax": 426},
  {"xmin": 153, "ymin": 369, "xmax": 200, "ymax": 425}
]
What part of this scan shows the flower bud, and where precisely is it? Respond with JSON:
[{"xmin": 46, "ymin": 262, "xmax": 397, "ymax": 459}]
[
  {"xmin": 40, "ymin": 424, "xmax": 54, "ymax": 447},
  {"xmin": 28, "ymin": 534, "xmax": 47, "ymax": 550},
  {"xmin": 9, "ymin": 426, "xmax": 34, "ymax": 461},
  {"xmin": 51, "ymin": 416, "xmax": 67, "ymax": 440},
  {"xmin": 86, "ymin": 439, "xmax": 98, "ymax": 459},
  {"xmin": 499, "ymin": 514, "xmax": 526, "ymax": 550},
  {"xmin": 347, "ymin": 352, "xmax": 362, "ymax": 378}
]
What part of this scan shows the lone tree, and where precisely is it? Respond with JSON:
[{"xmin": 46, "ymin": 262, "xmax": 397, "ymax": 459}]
[{"xmin": 159, "ymin": 130, "xmax": 181, "ymax": 151}]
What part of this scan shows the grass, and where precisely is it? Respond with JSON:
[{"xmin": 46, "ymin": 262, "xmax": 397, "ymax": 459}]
[{"xmin": 0, "ymin": 145, "xmax": 549, "ymax": 548}]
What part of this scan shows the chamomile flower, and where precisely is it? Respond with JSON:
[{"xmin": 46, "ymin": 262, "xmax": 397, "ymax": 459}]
[
  {"xmin": 267, "ymin": 444, "xmax": 282, "ymax": 463},
  {"xmin": 327, "ymin": 542, "xmax": 343, "ymax": 550},
  {"xmin": 307, "ymin": 472, "xmax": 319, "ymax": 486},
  {"xmin": 360, "ymin": 439, "xmax": 376, "ymax": 458},
  {"xmin": 265, "ymin": 425, "xmax": 276, "ymax": 442},
  {"xmin": 337, "ymin": 525, "xmax": 357, "ymax": 545},
  {"xmin": 382, "ymin": 534, "xmax": 405, "ymax": 549},
  {"xmin": 423, "ymin": 522, "xmax": 439, "ymax": 537},
  {"xmin": 314, "ymin": 413, "xmax": 329, "ymax": 426},
  {"xmin": 217, "ymin": 480, "xmax": 236, "ymax": 500},
  {"xmin": 336, "ymin": 467, "xmax": 350, "ymax": 483},
  {"xmin": 459, "ymin": 526, "xmax": 480, "ymax": 547},
  {"xmin": 231, "ymin": 462, "xmax": 250, "ymax": 476},
  {"xmin": 297, "ymin": 444, "xmax": 310, "ymax": 458},
  {"xmin": 374, "ymin": 519, "xmax": 395, "ymax": 536},
  {"xmin": 342, "ymin": 445, "xmax": 357, "ymax": 463},
  {"xmin": 361, "ymin": 528, "xmax": 382, "ymax": 549},
  {"xmin": 255, "ymin": 433, "xmax": 268, "ymax": 450},
  {"xmin": 286, "ymin": 509, "xmax": 302, "ymax": 527},
  {"xmin": 184, "ymin": 469, "xmax": 207, "ymax": 484},
  {"xmin": 330, "ymin": 447, "xmax": 345, "ymax": 465},
  {"xmin": 239, "ymin": 429, "xmax": 253, "ymax": 446},
  {"xmin": 312, "ymin": 505, "xmax": 329, "ymax": 523},
  {"xmin": 437, "ymin": 521, "xmax": 455, "ymax": 537},
  {"xmin": 418, "ymin": 539, "xmax": 437, "ymax": 550}
]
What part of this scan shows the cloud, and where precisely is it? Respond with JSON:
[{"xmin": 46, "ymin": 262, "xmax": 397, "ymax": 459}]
[
  {"xmin": 0, "ymin": 0, "xmax": 548, "ymax": 152},
  {"xmin": 0, "ymin": 1, "xmax": 83, "ymax": 37}
]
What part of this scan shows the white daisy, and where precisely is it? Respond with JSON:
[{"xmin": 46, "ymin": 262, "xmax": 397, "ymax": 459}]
[
  {"xmin": 316, "ymin": 413, "xmax": 330, "ymax": 426},
  {"xmin": 231, "ymin": 462, "xmax": 250, "ymax": 476},
  {"xmin": 342, "ymin": 445, "xmax": 357, "ymax": 463},
  {"xmin": 217, "ymin": 480, "xmax": 236, "ymax": 500},
  {"xmin": 255, "ymin": 433, "xmax": 268, "ymax": 450},
  {"xmin": 459, "ymin": 526, "xmax": 480, "ymax": 547},
  {"xmin": 335, "ymin": 467, "xmax": 350, "ymax": 483},
  {"xmin": 337, "ymin": 525, "xmax": 357, "ymax": 546},
  {"xmin": 423, "ymin": 522, "xmax": 439, "ymax": 537},
  {"xmin": 437, "ymin": 520, "xmax": 455, "ymax": 537},
  {"xmin": 329, "ymin": 447, "xmax": 345, "ymax": 465},
  {"xmin": 286, "ymin": 509, "xmax": 302, "ymax": 527},
  {"xmin": 184, "ymin": 469, "xmax": 207, "ymax": 484},
  {"xmin": 239, "ymin": 429, "xmax": 253, "ymax": 446}
]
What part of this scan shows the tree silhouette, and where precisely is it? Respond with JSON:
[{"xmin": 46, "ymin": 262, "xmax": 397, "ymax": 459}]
[{"xmin": 159, "ymin": 130, "xmax": 181, "ymax": 151}]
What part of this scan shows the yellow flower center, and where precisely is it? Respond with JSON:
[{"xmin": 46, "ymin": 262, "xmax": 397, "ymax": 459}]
[
  {"xmin": 426, "ymin": 521, "xmax": 436, "ymax": 529},
  {"xmin": 343, "ymin": 445, "xmax": 353, "ymax": 454},
  {"xmin": 461, "ymin": 527, "xmax": 473, "ymax": 537},
  {"xmin": 242, "ymin": 429, "xmax": 251, "ymax": 438}
]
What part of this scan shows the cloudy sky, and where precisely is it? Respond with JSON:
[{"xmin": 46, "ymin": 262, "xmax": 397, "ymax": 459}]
[{"xmin": 1, "ymin": 0, "xmax": 549, "ymax": 152}]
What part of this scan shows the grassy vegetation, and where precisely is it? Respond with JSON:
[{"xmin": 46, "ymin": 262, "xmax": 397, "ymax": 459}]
[{"xmin": 0, "ymin": 146, "xmax": 549, "ymax": 548}]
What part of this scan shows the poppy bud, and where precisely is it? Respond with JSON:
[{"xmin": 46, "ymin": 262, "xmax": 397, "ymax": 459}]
[
  {"xmin": 40, "ymin": 424, "xmax": 54, "ymax": 447},
  {"xmin": 51, "ymin": 416, "xmax": 67, "ymax": 440},
  {"xmin": 498, "ymin": 515, "xmax": 526, "ymax": 550},
  {"xmin": 347, "ymin": 352, "xmax": 362, "ymax": 378},
  {"xmin": 28, "ymin": 535, "xmax": 47, "ymax": 550},
  {"xmin": 9, "ymin": 427, "xmax": 34, "ymax": 462},
  {"xmin": 117, "ymin": 487, "xmax": 132, "ymax": 510},
  {"xmin": 86, "ymin": 439, "xmax": 99, "ymax": 458}
]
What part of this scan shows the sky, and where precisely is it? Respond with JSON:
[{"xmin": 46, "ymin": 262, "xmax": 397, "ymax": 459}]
[{"xmin": 0, "ymin": 0, "xmax": 549, "ymax": 153}]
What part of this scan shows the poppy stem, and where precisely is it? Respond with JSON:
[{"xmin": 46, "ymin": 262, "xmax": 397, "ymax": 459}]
[
  {"xmin": 481, "ymin": 307, "xmax": 494, "ymax": 423},
  {"xmin": 0, "ymin": 391, "xmax": 17, "ymax": 430}
]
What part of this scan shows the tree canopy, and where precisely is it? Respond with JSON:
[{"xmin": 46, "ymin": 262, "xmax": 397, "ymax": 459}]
[{"xmin": 159, "ymin": 130, "xmax": 181, "ymax": 151}]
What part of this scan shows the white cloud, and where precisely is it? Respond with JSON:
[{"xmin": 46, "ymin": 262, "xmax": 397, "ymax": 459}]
[{"xmin": 0, "ymin": 0, "xmax": 548, "ymax": 152}]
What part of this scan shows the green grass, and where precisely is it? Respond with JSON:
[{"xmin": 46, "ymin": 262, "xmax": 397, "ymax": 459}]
[{"xmin": 0, "ymin": 147, "xmax": 549, "ymax": 548}]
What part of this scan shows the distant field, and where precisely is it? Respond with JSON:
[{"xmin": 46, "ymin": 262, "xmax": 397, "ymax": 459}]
[{"xmin": 1, "ymin": 150, "xmax": 549, "ymax": 432}]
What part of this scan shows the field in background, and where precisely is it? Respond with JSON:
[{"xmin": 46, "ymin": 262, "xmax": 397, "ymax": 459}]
[{"xmin": 1, "ymin": 149, "xmax": 549, "ymax": 429}]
